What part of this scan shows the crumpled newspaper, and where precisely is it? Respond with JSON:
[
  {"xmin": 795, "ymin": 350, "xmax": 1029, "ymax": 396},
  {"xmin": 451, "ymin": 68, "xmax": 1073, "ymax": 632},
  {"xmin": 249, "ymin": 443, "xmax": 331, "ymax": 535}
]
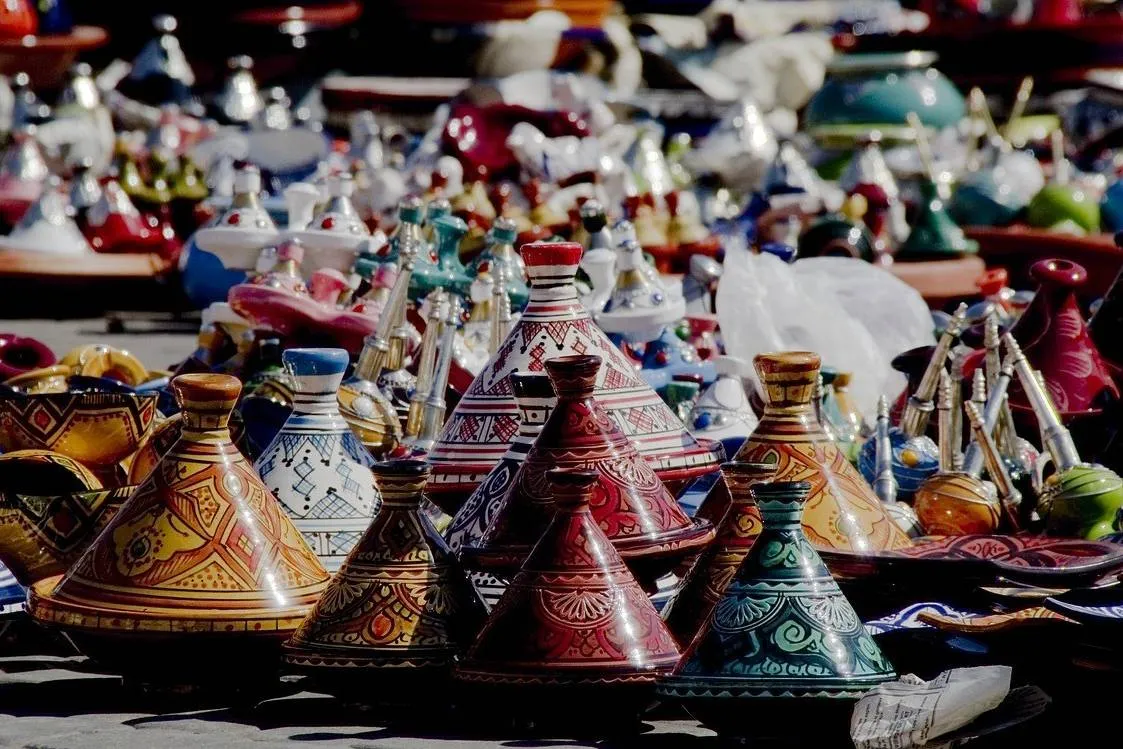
[{"xmin": 851, "ymin": 667, "xmax": 1011, "ymax": 749}]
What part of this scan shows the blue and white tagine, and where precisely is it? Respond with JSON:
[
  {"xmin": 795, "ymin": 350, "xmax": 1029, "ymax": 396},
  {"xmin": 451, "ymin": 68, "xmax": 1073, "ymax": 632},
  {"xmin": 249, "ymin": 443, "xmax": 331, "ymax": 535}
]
[{"xmin": 255, "ymin": 348, "xmax": 380, "ymax": 572}]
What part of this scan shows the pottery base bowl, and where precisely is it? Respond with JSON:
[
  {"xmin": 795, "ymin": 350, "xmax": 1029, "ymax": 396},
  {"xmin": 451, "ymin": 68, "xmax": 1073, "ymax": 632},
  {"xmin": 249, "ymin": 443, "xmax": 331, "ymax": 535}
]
[
  {"xmin": 28, "ymin": 575, "xmax": 311, "ymax": 692},
  {"xmin": 282, "ymin": 645, "xmax": 458, "ymax": 699},
  {"xmin": 0, "ymin": 391, "xmax": 158, "ymax": 468},
  {"xmin": 659, "ymin": 677, "xmax": 890, "ymax": 740},
  {"xmin": 455, "ymin": 669, "xmax": 659, "ymax": 731}
]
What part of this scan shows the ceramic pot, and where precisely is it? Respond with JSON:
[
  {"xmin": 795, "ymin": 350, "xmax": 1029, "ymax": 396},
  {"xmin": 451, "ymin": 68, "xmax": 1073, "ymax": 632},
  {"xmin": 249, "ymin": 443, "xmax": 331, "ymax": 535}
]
[
  {"xmin": 726, "ymin": 351, "xmax": 912, "ymax": 552},
  {"xmin": 896, "ymin": 179, "xmax": 979, "ymax": 261},
  {"xmin": 805, "ymin": 51, "xmax": 965, "ymax": 137},
  {"xmin": 0, "ymin": 390, "xmax": 158, "ymax": 469},
  {"xmin": 656, "ymin": 480, "xmax": 896, "ymax": 740},
  {"xmin": 914, "ymin": 472, "xmax": 1001, "ymax": 536},
  {"xmin": 0, "ymin": 0, "xmax": 36, "ymax": 39},
  {"xmin": 688, "ymin": 355, "xmax": 758, "ymax": 457},
  {"xmin": 663, "ymin": 462, "xmax": 774, "ymax": 645},
  {"xmin": 0, "ymin": 481, "xmax": 132, "ymax": 586},
  {"xmin": 456, "ymin": 469, "xmax": 680, "ymax": 714},
  {"xmin": 255, "ymin": 349, "xmax": 380, "ymax": 573},
  {"xmin": 28, "ymin": 374, "xmax": 330, "ymax": 690},
  {"xmin": 283, "ymin": 460, "xmax": 485, "ymax": 694},
  {"xmin": 426, "ymin": 241, "xmax": 724, "ymax": 514},
  {"xmin": 0, "ymin": 334, "xmax": 55, "ymax": 380},
  {"xmin": 1008, "ymin": 259, "xmax": 1117, "ymax": 417},
  {"xmin": 445, "ymin": 372, "xmax": 555, "ymax": 607},
  {"xmin": 461, "ymin": 355, "xmax": 714, "ymax": 589}
]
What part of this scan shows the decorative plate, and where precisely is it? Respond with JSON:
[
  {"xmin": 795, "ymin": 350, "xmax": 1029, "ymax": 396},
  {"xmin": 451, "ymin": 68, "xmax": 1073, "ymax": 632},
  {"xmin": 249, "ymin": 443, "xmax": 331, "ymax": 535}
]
[
  {"xmin": 864, "ymin": 601, "xmax": 983, "ymax": 636},
  {"xmin": 822, "ymin": 534, "xmax": 1123, "ymax": 588},
  {"xmin": 1044, "ymin": 584, "xmax": 1123, "ymax": 628}
]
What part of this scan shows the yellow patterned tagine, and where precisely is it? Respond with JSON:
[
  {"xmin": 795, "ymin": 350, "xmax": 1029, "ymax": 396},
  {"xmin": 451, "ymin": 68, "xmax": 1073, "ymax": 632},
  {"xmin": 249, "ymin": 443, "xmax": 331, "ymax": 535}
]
[
  {"xmin": 0, "ymin": 389, "xmax": 158, "ymax": 469},
  {"xmin": 731, "ymin": 351, "xmax": 912, "ymax": 553},
  {"xmin": 29, "ymin": 373, "xmax": 330, "ymax": 690}
]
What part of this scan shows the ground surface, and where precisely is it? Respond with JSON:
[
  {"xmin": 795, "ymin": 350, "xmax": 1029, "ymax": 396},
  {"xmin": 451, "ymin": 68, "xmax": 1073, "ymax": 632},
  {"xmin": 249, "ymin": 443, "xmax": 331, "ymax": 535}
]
[{"xmin": 6, "ymin": 317, "xmax": 199, "ymax": 372}]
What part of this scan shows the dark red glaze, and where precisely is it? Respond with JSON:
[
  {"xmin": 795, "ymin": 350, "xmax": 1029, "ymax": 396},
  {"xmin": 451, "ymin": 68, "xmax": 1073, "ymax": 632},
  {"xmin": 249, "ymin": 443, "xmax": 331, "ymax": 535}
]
[
  {"xmin": 0, "ymin": 334, "xmax": 55, "ymax": 379},
  {"xmin": 462, "ymin": 354, "xmax": 713, "ymax": 585},
  {"xmin": 456, "ymin": 468, "xmax": 680, "ymax": 687},
  {"xmin": 442, "ymin": 103, "xmax": 589, "ymax": 181},
  {"xmin": 1007, "ymin": 258, "xmax": 1118, "ymax": 415}
]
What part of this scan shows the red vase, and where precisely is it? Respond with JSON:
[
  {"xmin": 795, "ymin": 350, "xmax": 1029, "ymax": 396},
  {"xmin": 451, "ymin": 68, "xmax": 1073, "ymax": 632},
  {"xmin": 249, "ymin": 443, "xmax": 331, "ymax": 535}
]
[
  {"xmin": 462, "ymin": 354, "xmax": 714, "ymax": 589},
  {"xmin": 663, "ymin": 462, "xmax": 774, "ymax": 644},
  {"xmin": 426, "ymin": 240, "xmax": 723, "ymax": 514},
  {"xmin": 456, "ymin": 469, "xmax": 680, "ymax": 711},
  {"xmin": 1008, "ymin": 259, "xmax": 1118, "ymax": 417}
]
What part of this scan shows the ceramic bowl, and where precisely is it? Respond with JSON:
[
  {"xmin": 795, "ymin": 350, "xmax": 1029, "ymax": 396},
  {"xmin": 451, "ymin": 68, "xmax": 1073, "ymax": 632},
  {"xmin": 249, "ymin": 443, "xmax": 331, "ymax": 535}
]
[
  {"xmin": 0, "ymin": 390, "xmax": 159, "ymax": 467},
  {"xmin": 0, "ymin": 484, "xmax": 133, "ymax": 586}
]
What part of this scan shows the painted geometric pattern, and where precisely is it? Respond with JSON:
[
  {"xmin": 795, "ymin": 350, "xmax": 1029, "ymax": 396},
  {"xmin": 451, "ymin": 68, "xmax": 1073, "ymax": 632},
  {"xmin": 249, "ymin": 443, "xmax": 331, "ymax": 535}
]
[
  {"xmin": 0, "ymin": 488, "xmax": 130, "ymax": 584},
  {"xmin": 0, "ymin": 394, "xmax": 157, "ymax": 465},
  {"xmin": 51, "ymin": 456, "xmax": 327, "ymax": 609}
]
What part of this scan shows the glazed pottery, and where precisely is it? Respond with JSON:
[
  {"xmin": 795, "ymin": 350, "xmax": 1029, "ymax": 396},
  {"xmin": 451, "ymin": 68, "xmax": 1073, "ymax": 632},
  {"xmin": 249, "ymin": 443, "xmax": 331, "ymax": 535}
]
[
  {"xmin": 283, "ymin": 460, "xmax": 485, "ymax": 691},
  {"xmin": 0, "ymin": 334, "xmax": 55, "ymax": 380},
  {"xmin": 821, "ymin": 534, "xmax": 1123, "ymax": 589},
  {"xmin": 0, "ymin": 180, "xmax": 91, "ymax": 255},
  {"xmin": 805, "ymin": 51, "xmax": 965, "ymax": 137},
  {"xmin": 0, "ymin": 390, "xmax": 158, "ymax": 469},
  {"xmin": 663, "ymin": 462, "xmax": 775, "ymax": 644},
  {"xmin": 637, "ymin": 328, "xmax": 717, "ymax": 392},
  {"xmin": 193, "ymin": 165, "xmax": 281, "ymax": 271},
  {"xmin": 1007, "ymin": 259, "xmax": 1117, "ymax": 417},
  {"xmin": 445, "ymin": 372, "xmax": 555, "ymax": 605},
  {"xmin": 456, "ymin": 469, "xmax": 680, "ymax": 708},
  {"xmin": 596, "ymin": 239, "xmax": 685, "ymax": 343},
  {"xmin": 444, "ymin": 372, "xmax": 554, "ymax": 559},
  {"xmin": 687, "ymin": 355, "xmax": 758, "ymax": 455},
  {"xmin": 0, "ymin": 563, "xmax": 22, "ymax": 616},
  {"xmin": 0, "ymin": 480, "xmax": 132, "ymax": 586},
  {"xmin": 725, "ymin": 352, "xmax": 911, "ymax": 552},
  {"xmin": 1089, "ymin": 237, "xmax": 1123, "ymax": 370},
  {"xmin": 896, "ymin": 179, "xmax": 979, "ymax": 261},
  {"xmin": 467, "ymin": 217, "xmax": 529, "ymax": 309},
  {"xmin": 425, "ymin": 241, "xmax": 724, "ymax": 513},
  {"xmin": 1005, "ymin": 334, "xmax": 1123, "ymax": 540},
  {"xmin": 656, "ymin": 481, "xmax": 896, "ymax": 739},
  {"xmin": 28, "ymin": 374, "xmax": 329, "ymax": 688},
  {"xmin": 291, "ymin": 173, "xmax": 370, "ymax": 271},
  {"xmin": 85, "ymin": 179, "xmax": 162, "ymax": 254},
  {"xmin": 462, "ymin": 355, "xmax": 714, "ymax": 588},
  {"xmin": 255, "ymin": 349, "xmax": 380, "ymax": 573}
]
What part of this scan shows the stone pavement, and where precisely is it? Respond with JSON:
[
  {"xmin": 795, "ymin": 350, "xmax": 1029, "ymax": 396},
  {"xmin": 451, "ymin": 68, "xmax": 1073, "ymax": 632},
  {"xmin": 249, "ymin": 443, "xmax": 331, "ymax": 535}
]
[
  {"xmin": 0, "ymin": 651, "xmax": 719, "ymax": 749},
  {"xmin": 5, "ymin": 317, "xmax": 199, "ymax": 371}
]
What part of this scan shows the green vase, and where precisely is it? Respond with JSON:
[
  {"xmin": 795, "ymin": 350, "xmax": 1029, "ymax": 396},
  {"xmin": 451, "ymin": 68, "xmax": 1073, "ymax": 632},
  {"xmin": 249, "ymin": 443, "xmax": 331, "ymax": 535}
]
[
  {"xmin": 657, "ymin": 474, "xmax": 895, "ymax": 740},
  {"xmin": 412, "ymin": 214, "xmax": 471, "ymax": 299},
  {"xmin": 897, "ymin": 179, "xmax": 979, "ymax": 260}
]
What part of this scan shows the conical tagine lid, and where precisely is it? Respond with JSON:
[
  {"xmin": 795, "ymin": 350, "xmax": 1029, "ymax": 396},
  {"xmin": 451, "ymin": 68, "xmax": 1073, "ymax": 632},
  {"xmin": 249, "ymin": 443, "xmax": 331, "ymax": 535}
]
[
  {"xmin": 463, "ymin": 355, "xmax": 713, "ymax": 575},
  {"xmin": 733, "ymin": 352, "xmax": 911, "ymax": 552},
  {"xmin": 30, "ymin": 374, "xmax": 329, "ymax": 633},
  {"xmin": 663, "ymin": 462, "xmax": 774, "ymax": 644},
  {"xmin": 426, "ymin": 241, "xmax": 723, "ymax": 502},
  {"xmin": 284, "ymin": 460, "xmax": 485, "ymax": 672},
  {"xmin": 446, "ymin": 371, "xmax": 556, "ymax": 555},
  {"xmin": 658, "ymin": 481, "xmax": 895, "ymax": 701},
  {"xmin": 456, "ymin": 469, "xmax": 681, "ymax": 686}
]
